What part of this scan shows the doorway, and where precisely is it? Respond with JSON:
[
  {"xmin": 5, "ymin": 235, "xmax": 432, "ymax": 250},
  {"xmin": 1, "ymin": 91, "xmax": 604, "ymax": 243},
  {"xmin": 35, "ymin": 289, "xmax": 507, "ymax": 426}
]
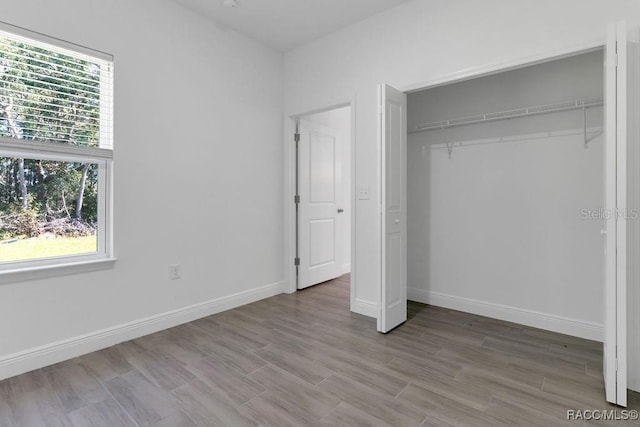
[
  {"xmin": 296, "ymin": 106, "xmax": 352, "ymax": 289},
  {"xmin": 287, "ymin": 105, "xmax": 353, "ymax": 294},
  {"xmin": 406, "ymin": 49, "xmax": 605, "ymax": 337}
]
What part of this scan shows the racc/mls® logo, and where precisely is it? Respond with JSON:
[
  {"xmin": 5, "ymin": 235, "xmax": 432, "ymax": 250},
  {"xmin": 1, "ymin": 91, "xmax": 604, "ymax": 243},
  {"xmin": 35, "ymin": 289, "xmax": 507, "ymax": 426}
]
[{"xmin": 567, "ymin": 409, "xmax": 639, "ymax": 421}]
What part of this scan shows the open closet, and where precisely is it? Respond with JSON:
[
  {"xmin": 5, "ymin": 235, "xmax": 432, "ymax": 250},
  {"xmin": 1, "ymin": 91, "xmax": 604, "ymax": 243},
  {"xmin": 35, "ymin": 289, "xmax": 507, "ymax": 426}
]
[
  {"xmin": 376, "ymin": 22, "xmax": 638, "ymax": 407},
  {"xmin": 406, "ymin": 50, "xmax": 605, "ymax": 340}
]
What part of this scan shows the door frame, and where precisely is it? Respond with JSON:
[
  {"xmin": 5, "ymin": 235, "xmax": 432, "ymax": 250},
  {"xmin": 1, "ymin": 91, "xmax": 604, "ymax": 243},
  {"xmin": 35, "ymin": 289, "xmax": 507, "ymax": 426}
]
[
  {"xmin": 399, "ymin": 40, "xmax": 604, "ymax": 94},
  {"xmin": 283, "ymin": 97, "xmax": 357, "ymax": 302}
]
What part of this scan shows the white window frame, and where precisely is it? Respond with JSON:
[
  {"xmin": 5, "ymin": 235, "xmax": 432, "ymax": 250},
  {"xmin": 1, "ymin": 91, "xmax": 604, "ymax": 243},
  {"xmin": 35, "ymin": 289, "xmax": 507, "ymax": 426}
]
[{"xmin": 0, "ymin": 22, "xmax": 115, "ymax": 280}]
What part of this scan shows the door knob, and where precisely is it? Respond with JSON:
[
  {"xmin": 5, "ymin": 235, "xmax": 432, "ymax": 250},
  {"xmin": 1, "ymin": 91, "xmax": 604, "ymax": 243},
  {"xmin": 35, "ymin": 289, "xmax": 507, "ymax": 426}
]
[
  {"xmin": 394, "ymin": 219, "xmax": 400, "ymax": 224},
  {"xmin": 337, "ymin": 209, "xmax": 344, "ymax": 213}
]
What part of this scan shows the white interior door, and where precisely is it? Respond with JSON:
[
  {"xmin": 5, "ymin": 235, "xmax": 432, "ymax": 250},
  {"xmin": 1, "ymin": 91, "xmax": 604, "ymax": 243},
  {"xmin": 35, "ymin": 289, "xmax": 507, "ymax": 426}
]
[
  {"xmin": 603, "ymin": 21, "xmax": 639, "ymax": 407},
  {"xmin": 298, "ymin": 119, "xmax": 343, "ymax": 289},
  {"xmin": 378, "ymin": 84, "xmax": 407, "ymax": 333}
]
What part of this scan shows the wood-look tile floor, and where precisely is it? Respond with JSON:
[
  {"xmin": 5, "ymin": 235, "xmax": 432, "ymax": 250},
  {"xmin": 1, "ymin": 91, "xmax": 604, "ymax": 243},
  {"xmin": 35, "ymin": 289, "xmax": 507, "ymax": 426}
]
[{"xmin": 1, "ymin": 274, "xmax": 639, "ymax": 426}]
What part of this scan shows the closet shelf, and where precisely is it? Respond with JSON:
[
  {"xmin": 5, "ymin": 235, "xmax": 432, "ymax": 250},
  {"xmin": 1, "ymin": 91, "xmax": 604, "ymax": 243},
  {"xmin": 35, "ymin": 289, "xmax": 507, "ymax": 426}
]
[{"xmin": 409, "ymin": 97, "xmax": 604, "ymax": 134}]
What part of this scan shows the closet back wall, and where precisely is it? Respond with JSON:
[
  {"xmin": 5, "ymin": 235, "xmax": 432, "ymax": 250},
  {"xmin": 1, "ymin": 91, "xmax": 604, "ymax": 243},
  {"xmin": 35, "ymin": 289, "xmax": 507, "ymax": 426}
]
[{"xmin": 407, "ymin": 51, "xmax": 605, "ymax": 340}]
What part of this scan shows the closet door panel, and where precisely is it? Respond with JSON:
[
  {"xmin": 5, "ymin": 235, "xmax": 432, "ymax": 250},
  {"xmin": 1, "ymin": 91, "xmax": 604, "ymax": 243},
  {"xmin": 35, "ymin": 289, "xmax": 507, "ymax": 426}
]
[
  {"xmin": 603, "ymin": 20, "xmax": 639, "ymax": 407},
  {"xmin": 378, "ymin": 84, "xmax": 407, "ymax": 333}
]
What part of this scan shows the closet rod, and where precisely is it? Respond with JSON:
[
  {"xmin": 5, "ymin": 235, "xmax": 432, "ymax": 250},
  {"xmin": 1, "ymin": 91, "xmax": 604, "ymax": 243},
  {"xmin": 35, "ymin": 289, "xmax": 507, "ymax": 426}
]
[{"xmin": 409, "ymin": 97, "xmax": 604, "ymax": 134}]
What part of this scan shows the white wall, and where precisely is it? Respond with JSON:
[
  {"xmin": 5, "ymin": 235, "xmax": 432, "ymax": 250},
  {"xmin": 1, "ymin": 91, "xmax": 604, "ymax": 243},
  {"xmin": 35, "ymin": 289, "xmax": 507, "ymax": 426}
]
[
  {"xmin": 407, "ymin": 51, "xmax": 604, "ymax": 339},
  {"xmin": 305, "ymin": 107, "xmax": 352, "ymax": 274},
  {"xmin": 0, "ymin": 0, "xmax": 284, "ymax": 379},
  {"xmin": 283, "ymin": 0, "xmax": 640, "ymax": 389}
]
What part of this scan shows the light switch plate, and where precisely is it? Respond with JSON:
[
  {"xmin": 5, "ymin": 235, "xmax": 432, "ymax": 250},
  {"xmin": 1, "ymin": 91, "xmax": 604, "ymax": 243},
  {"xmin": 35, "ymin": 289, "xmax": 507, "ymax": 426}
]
[{"xmin": 358, "ymin": 187, "xmax": 370, "ymax": 200}]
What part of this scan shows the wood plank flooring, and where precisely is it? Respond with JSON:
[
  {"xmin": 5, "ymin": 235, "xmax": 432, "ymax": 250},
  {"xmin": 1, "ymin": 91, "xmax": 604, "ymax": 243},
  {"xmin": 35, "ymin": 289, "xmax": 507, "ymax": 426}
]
[{"xmin": 1, "ymin": 274, "xmax": 639, "ymax": 426}]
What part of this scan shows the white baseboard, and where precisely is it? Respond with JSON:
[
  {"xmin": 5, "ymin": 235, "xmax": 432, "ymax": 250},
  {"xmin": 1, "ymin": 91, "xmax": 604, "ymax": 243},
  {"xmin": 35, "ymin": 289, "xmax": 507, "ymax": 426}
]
[
  {"xmin": 352, "ymin": 298, "xmax": 377, "ymax": 318},
  {"xmin": 408, "ymin": 288, "xmax": 603, "ymax": 342},
  {"xmin": 0, "ymin": 281, "xmax": 285, "ymax": 381},
  {"xmin": 341, "ymin": 263, "xmax": 351, "ymax": 275}
]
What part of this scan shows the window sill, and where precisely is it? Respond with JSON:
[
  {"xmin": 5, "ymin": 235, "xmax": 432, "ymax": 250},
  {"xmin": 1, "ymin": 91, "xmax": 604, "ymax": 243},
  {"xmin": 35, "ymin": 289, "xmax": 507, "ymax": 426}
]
[{"xmin": 0, "ymin": 258, "xmax": 117, "ymax": 285}]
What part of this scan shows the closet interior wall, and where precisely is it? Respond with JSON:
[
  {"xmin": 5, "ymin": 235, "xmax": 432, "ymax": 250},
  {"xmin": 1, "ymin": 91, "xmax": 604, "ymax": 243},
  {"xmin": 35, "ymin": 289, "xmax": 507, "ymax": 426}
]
[{"xmin": 406, "ymin": 50, "xmax": 605, "ymax": 340}]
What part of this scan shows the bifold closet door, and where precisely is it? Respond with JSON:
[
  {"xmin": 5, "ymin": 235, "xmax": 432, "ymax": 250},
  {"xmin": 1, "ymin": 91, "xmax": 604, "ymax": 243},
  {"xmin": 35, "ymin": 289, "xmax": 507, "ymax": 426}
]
[
  {"xmin": 378, "ymin": 84, "xmax": 407, "ymax": 333},
  {"xmin": 603, "ymin": 21, "xmax": 640, "ymax": 407}
]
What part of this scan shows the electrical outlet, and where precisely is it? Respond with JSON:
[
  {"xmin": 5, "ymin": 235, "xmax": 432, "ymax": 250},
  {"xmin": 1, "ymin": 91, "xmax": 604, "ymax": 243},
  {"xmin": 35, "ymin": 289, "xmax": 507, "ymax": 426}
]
[{"xmin": 170, "ymin": 264, "xmax": 181, "ymax": 280}]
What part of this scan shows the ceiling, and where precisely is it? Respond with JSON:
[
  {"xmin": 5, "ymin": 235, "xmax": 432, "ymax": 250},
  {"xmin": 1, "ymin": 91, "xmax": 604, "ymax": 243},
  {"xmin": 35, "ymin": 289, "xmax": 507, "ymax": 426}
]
[{"xmin": 172, "ymin": 0, "xmax": 411, "ymax": 52}]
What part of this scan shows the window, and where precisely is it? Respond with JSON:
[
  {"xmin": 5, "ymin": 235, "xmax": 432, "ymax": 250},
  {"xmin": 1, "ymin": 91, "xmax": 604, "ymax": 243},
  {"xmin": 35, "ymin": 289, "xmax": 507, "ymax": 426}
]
[{"xmin": 0, "ymin": 23, "xmax": 113, "ymax": 273}]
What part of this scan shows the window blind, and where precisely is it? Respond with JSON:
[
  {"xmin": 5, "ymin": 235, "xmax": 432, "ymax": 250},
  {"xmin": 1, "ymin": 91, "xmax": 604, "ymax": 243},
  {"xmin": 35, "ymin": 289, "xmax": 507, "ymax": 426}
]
[{"xmin": 0, "ymin": 29, "xmax": 113, "ymax": 149}]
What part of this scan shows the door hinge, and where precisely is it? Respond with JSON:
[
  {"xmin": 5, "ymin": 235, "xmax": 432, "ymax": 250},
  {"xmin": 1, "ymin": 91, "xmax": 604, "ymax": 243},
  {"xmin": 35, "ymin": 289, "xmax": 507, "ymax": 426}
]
[
  {"xmin": 294, "ymin": 257, "xmax": 300, "ymax": 266},
  {"xmin": 294, "ymin": 195, "xmax": 300, "ymax": 204},
  {"xmin": 294, "ymin": 132, "xmax": 300, "ymax": 143},
  {"xmin": 615, "ymin": 358, "xmax": 618, "ymax": 372}
]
